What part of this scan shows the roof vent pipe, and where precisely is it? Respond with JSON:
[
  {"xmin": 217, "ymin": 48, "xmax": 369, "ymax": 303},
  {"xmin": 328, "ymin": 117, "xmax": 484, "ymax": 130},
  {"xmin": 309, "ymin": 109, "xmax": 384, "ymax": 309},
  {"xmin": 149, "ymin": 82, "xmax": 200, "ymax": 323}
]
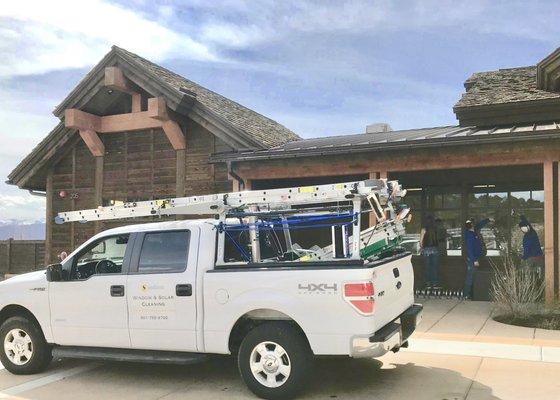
[{"xmin": 366, "ymin": 123, "xmax": 392, "ymax": 134}]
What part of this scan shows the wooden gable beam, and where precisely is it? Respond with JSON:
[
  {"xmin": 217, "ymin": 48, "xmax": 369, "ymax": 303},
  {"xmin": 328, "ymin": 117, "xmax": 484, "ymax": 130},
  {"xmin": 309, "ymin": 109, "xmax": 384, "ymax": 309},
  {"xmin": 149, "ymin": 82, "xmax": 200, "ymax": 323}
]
[
  {"xmin": 65, "ymin": 97, "xmax": 167, "ymax": 133},
  {"xmin": 65, "ymin": 108, "xmax": 101, "ymax": 131},
  {"xmin": 65, "ymin": 96, "xmax": 186, "ymax": 155},
  {"xmin": 79, "ymin": 129, "xmax": 105, "ymax": 157},
  {"xmin": 100, "ymin": 112, "xmax": 162, "ymax": 132},
  {"xmin": 104, "ymin": 66, "xmax": 141, "ymax": 112},
  {"xmin": 105, "ymin": 66, "xmax": 133, "ymax": 93},
  {"xmin": 147, "ymin": 96, "xmax": 168, "ymax": 120},
  {"xmin": 148, "ymin": 97, "xmax": 186, "ymax": 150},
  {"xmin": 65, "ymin": 109, "xmax": 104, "ymax": 156},
  {"xmin": 162, "ymin": 120, "xmax": 186, "ymax": 150}
]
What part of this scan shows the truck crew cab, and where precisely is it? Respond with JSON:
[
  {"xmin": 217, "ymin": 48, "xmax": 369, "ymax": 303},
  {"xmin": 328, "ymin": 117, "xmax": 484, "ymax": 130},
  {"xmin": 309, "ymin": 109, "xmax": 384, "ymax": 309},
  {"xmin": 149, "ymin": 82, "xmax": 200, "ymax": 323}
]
[{"xmin": 0, "ymin": 180, "xmax": 422, "ymax": 399}]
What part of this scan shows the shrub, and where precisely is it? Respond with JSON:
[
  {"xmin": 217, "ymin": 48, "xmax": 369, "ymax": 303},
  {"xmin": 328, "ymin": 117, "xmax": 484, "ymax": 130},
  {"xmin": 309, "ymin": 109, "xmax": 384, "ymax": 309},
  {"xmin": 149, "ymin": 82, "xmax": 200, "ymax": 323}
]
[{"xmin": 490, "ymin": 250, "xmax": 544, "ymax": 318}]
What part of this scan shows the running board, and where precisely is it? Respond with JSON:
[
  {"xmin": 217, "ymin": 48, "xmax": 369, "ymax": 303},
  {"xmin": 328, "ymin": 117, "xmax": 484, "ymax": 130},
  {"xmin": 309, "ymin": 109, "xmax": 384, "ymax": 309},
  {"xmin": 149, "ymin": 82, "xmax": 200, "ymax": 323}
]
[{"xmin": 52, "ymin": 346, "xmax": 210, "ymax": 365}]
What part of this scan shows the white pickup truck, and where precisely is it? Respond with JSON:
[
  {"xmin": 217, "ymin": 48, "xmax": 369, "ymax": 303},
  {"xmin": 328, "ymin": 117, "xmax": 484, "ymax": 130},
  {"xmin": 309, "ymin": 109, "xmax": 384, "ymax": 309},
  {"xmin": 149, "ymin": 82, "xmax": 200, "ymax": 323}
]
[{"xmin": 0, "ymin": 181, "xmax": 421, "ymax": 399}]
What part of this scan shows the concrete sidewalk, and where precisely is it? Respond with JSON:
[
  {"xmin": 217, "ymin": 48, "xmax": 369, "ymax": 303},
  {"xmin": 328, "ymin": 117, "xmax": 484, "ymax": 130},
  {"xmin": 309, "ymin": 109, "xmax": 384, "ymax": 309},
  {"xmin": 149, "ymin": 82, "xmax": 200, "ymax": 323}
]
[{"xmin": 405, "ymin": 299, "xmax": 560, "ymax": 363}]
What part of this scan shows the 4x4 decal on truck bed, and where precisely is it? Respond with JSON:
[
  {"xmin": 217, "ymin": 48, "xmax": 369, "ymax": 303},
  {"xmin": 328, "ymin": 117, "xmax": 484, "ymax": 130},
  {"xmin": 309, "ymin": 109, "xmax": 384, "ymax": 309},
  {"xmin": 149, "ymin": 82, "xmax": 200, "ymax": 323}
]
[{"xmin": 298, "ymin": 283, "xmax": 338, "ymax": 294}]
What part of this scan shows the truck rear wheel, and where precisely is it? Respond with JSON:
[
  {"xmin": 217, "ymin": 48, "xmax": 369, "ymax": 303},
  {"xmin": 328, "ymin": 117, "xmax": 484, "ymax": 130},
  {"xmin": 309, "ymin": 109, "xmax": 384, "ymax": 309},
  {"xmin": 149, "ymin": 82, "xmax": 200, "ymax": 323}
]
[
  {"xmin": 0, "ymin": 316, "xmax": 52, "ymax": 375},
  {"xmin": 238, "ymin": 321, "xmax": 313, "ymax": 400}
]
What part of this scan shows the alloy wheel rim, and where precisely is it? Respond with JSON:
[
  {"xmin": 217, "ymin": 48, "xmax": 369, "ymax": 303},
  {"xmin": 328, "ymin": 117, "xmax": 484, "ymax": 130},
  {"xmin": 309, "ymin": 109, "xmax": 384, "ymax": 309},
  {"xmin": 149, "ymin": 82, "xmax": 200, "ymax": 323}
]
[
  {"xmin": 249, "ymin": 341, "xmax": 291, "ymax": 388},
  {"xmin": 4, "ymin": 329, "xmax": 33, "ymax": 366}
]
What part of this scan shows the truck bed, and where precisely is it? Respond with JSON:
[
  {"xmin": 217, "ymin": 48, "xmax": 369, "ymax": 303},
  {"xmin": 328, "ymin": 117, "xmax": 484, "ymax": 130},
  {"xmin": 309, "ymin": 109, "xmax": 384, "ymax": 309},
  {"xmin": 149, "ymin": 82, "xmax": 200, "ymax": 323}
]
[{"xmin": 202, "ymin": 251, "xmax": 414, "ymax": 356}]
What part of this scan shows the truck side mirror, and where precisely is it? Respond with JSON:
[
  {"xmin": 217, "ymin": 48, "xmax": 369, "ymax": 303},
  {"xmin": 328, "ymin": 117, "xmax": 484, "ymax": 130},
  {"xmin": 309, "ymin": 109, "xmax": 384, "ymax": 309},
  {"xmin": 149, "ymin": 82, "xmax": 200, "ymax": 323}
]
[{"xmin": 46, "ymin": 264, "xmax": 63, "ymax": 282}]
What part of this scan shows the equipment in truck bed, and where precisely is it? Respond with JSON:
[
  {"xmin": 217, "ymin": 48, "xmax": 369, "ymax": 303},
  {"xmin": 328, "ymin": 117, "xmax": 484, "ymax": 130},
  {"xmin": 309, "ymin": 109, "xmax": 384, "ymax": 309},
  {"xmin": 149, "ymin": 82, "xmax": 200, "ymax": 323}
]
[{"xmin": 55, "ymin": 179, "xmax": 410, "ymax": 264}]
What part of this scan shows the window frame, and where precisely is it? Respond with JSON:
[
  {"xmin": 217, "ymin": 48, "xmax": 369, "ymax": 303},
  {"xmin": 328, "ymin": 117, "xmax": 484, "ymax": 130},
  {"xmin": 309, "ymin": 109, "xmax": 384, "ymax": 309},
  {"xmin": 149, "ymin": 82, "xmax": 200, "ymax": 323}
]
[
  {"xmin": 65, "ymin": 233, "xmax": 135, "ymax": 281},
  {"xmin": 129, "ymin": 229, "xmax": 191, "ymax": 275}
]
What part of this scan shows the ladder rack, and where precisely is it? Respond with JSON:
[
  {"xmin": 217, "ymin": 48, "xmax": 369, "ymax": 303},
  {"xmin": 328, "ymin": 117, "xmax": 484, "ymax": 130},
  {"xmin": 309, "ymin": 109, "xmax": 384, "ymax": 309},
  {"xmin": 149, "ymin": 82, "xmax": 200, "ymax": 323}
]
[{"xmin": 54, "ymin": 179, "xmax": 408, "ymax": 264}]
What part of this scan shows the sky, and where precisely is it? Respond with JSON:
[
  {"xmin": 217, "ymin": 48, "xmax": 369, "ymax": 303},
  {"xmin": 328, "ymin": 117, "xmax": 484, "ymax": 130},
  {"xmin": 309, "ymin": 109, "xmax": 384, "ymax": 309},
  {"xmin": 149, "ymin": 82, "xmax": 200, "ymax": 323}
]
[{"xmin": 0, "ymin": 0, "xmax": 559, "ymax": 222}]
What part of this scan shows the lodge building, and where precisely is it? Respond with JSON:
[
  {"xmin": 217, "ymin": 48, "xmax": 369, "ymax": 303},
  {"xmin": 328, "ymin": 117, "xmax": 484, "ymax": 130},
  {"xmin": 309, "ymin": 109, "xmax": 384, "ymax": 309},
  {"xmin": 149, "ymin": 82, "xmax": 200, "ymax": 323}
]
[{"xmin": 8, "ymin": 46, "xmax": 560, "ymax": 302}]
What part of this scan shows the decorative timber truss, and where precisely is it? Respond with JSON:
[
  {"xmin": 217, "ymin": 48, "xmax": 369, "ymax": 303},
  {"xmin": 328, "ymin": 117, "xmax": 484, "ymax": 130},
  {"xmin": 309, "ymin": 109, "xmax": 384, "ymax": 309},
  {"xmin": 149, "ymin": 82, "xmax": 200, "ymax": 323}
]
[{"xmin": 64, "ymin": 67, "xmax": 186, "ymax": 157}]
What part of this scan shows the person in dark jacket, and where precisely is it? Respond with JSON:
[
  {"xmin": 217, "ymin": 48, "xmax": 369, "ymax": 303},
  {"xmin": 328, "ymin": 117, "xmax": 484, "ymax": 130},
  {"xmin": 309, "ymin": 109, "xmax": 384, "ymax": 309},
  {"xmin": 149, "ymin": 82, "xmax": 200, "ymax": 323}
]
[
  {"xmin": 463, "ymin": 219, "xmax": 482, "ymax": 299},
  {"xmin": 435, "ymin": 218, "xmax": 448, "ymax": 257},
  {"xmin": 420, "ymin": 215, "xmax": 440, "ymax": 287},
  {"xmin": 519, "ymin": 216, "xmax": 543, "ymax": 276}
]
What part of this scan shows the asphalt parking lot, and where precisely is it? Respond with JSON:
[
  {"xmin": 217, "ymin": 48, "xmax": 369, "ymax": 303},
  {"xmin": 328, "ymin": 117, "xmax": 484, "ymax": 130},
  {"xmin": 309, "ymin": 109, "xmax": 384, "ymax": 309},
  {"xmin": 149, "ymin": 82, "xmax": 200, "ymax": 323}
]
[{"xmin": 1, "ymin": 351, "xmax": 559, "ymax": 400}]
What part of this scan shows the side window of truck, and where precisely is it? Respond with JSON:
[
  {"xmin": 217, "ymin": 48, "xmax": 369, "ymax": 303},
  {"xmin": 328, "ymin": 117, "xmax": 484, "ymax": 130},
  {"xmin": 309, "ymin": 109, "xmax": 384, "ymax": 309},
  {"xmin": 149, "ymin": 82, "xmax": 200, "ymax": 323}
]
[
  {"xmin": 137, "ymin": 231, "xmax": 190, "ymax": 273},
  {"xmin": 70, "ymin": 234, "xmax": 130, "ymax": 280}
]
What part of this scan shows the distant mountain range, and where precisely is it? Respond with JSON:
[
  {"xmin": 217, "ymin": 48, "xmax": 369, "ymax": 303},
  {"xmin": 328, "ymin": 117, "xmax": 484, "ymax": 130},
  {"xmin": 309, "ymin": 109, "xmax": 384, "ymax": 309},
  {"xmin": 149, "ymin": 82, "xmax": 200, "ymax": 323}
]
[{"xmin": 0, "ymin": 220, "xmax": 45, "ymax": 240}]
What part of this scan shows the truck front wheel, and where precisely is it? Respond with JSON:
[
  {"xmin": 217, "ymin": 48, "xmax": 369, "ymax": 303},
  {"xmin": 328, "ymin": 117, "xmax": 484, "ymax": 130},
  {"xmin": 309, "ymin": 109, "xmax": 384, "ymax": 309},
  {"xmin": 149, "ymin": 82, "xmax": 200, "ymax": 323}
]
[
  {"xmin": 0, "ymin": 316, "xmax": 52, "ymax": 375},
  {"xmin": 238, "ymin": 321, "xmax": 313, "ymax": 400}
]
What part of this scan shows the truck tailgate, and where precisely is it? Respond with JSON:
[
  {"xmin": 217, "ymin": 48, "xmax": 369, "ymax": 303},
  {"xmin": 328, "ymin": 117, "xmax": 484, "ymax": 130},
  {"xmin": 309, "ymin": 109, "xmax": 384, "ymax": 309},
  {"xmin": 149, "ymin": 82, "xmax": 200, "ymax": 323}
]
[{"xmin": 370, "ymin": 253, "xmax": 414, "ymax": 329}]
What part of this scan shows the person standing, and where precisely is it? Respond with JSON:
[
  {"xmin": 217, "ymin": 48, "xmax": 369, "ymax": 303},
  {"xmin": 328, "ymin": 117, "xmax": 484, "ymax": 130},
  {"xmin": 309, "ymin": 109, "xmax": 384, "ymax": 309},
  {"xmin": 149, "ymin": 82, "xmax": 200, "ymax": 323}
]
[
  {"xmin": 463, "ymin": 219, "xmax": 482, "ymax": 300},
  {"xmin": 420, "ymin": 215, "xmax": 440, "ymax": 288},
  {"xmin": 435, "ymin": 218, "xmax": 448, "ymax": 257},
  {"xmin": 519, "ymin": 216, "xmax": 543, "ymax": 277}
]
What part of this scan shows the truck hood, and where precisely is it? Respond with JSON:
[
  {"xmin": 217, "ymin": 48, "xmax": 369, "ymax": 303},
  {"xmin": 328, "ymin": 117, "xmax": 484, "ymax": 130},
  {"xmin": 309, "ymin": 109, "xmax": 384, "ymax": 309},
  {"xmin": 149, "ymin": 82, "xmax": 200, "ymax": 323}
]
[{"xmin": 0, "ymin": 270, "xmax": 47, "ymax": 287}]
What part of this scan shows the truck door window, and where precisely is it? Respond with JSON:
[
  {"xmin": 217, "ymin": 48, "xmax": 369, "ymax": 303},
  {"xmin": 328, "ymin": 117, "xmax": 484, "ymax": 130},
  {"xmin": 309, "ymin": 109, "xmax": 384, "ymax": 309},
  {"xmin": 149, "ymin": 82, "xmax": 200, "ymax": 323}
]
[
  {"xmin": 71, "ymin": 234, "xmax": 129, "ymax": 280},
  {"xmin": 137, "ymin": 231, "xmax": 190, "ymax": 273}
]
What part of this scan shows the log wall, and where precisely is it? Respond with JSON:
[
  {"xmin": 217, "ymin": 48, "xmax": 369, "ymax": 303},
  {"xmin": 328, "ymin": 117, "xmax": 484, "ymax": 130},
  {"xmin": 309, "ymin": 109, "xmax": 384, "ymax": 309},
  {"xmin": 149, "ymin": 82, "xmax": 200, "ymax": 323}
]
[{"xmin": 46, "ymin": 120, "xmax": 232, "ymax": 263}]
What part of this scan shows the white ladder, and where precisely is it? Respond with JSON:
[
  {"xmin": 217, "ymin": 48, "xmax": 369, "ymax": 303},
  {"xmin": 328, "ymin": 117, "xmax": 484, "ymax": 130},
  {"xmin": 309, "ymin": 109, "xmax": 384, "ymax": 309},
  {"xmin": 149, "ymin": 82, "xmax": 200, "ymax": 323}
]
[{"xmin": 55, "ymin": 179, "xmax": 404, "ymax": 224}]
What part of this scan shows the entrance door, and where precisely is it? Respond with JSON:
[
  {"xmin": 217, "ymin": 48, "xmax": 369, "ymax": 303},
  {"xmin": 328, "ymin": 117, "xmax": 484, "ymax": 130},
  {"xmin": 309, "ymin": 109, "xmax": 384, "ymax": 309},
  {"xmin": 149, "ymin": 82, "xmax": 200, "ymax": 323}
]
[
  {"xmin": 49, "ymin": 234, "xmax": 133, "ymax": 348},
  {"xmin": 126, "ymin": 228, "xmax": 199, "ymax": 351}
]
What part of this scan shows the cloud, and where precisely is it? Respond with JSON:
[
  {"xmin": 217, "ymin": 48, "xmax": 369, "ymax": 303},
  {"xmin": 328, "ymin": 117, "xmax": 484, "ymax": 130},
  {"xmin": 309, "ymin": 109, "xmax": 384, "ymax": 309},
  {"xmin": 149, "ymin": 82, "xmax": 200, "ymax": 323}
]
[
  {"xmin": 184, "ymin": 0, "xmax": 559, "ymax": 46},
  {"xmin": 1, "ymin": 0, "xmax": 558, "ymax": 223},
  {"xmin": 0, "ymin": 0, "xmax": 217, "ymax": 77},
  {"xmin": 0, "ymin": 193, "xmax": 45, "ymax": 222},
  {"xmin": 200, "ymin": 24, "xmax": 266, "ymax": 49}
]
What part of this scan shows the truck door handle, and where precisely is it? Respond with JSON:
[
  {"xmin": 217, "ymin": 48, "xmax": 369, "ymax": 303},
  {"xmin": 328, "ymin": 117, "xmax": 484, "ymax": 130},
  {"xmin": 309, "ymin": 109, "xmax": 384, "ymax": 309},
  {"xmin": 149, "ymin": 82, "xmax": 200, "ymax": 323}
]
[
  {"xmin": 176, "ymin": 284, "xmax": 192, "ymax": 297},
  {"xmin": 110, "ymin": 285, "xmax": 125, "ymax": 297}
]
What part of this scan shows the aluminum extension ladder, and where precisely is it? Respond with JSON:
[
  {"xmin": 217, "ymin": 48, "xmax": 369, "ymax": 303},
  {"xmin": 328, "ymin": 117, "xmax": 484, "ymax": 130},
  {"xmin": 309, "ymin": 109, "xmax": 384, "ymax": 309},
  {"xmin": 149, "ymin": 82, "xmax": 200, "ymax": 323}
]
[{"xmin": 54, "ymin": 179, "xmax": 407, "ymax": 263}]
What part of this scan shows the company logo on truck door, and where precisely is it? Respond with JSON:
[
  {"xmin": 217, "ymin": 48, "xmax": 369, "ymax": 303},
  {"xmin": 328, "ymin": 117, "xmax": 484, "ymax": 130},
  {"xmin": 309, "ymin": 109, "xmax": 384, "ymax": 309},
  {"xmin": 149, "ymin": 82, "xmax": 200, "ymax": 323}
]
[
  {"xmin": 298, "ymin": 283, "xmax": 338, "ymax": 294},
  {"xmin": 141, "ymin": 283, "xmax": 164, "ymax": 292}
]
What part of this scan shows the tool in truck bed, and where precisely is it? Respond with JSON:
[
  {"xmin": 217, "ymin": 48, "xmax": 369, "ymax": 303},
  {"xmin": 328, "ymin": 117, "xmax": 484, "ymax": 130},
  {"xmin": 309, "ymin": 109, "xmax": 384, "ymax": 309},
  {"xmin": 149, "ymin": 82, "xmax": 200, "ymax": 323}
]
[{"xmin": 55, "ymin": 179, "xmax": 411, "ymax": 264}]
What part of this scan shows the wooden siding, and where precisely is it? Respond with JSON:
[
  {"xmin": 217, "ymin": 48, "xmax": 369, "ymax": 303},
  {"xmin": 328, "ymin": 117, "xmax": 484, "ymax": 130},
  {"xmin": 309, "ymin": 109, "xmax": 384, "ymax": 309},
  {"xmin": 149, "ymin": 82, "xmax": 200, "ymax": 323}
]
[
  {"xmin": 47, "ymin": 121, "xmax": 233, "ymax": 263},
  {"xmin": 184, "ymin": 119, "xmax": 232, "ymax": 195},
  {"xmin": 51, "ymin": 140, "xmax": 95, "ymax": 262},
  {"xmin": 102, "ymin": 129, "xmax": 177, "ymax": 202}
]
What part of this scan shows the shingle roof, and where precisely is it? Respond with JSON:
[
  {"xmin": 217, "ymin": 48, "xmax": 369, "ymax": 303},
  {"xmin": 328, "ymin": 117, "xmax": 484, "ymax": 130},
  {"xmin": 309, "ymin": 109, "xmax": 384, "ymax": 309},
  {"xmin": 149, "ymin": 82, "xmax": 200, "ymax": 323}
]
[
  {"xmin": 7, "ymin": 46, "xmax": 301, "ymax": 189},
  {"xmin": 212, "ymin": 122, "xmax": 560, "ymax": 162},
  {"xmin": 7, "ymin": 122, "xmax": 74, "ymax": 190},
  {"xmin": 113, "ymin": 47, "xmax": 300, "ymax": 148},
  {"xmin": 454, "ymin": 66, "xmax": 560, "ymax": 109}
]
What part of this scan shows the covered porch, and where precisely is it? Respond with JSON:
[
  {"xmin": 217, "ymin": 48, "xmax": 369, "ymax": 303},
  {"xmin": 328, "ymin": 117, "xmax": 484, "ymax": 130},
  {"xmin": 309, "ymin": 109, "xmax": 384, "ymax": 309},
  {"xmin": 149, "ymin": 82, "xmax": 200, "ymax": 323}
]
[
  {"xmin": 392, "ymin": 165, "xmax": 544, "ymax": 300},
  {"xmin": 223, "ymin": 126, "xmax": 560, "ymax": 303}
]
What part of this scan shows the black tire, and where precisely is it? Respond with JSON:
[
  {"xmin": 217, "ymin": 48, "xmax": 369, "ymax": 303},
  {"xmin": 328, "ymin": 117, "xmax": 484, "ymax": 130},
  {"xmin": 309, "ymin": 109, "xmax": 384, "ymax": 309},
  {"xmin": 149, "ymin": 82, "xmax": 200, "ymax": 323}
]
[
  {"xmin": 0, "ymin": 316, "xmax": 52, "ymax": 375},
  {"xmin": 238, "ymin": 321, "xmax": 313, "ymax": 400}
]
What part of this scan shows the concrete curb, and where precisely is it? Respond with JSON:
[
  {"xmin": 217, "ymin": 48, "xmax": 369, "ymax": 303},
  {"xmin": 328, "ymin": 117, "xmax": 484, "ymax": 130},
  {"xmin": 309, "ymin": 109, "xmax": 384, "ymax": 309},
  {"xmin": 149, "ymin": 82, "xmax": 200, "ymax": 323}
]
[{"xmin": 404, "ymin": 338, "xmax": 560, "ymax": 363}]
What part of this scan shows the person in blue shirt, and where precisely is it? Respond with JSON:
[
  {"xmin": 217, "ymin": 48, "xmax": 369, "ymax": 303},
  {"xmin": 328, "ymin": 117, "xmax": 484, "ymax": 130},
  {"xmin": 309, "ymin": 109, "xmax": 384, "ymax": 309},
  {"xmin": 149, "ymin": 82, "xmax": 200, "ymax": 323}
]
[
  {"xmin": 519, "ymin": 216, "xmax": 543, "ymax": 277},
  {"xmin": 463, "ymin": 218, "xmax": 492, "ymax": 300}
]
